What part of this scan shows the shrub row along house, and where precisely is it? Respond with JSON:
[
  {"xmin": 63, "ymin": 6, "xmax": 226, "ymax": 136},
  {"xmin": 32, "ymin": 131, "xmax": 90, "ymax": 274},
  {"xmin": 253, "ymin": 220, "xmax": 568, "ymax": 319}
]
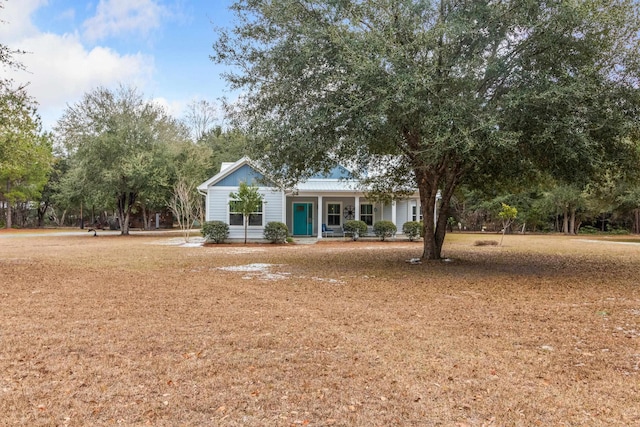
[{"xmin": 197, "ymin": 157, "xmax": 432, "ymax": 240}]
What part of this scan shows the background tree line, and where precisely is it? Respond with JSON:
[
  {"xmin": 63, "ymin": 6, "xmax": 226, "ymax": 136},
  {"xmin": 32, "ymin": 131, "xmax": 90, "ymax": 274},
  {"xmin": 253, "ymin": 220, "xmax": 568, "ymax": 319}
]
[
  {"xmin": 2, "ymin": 0, "xmax": 248, "ymax": 232},
  {"xmin": 447, "ymin": 174, "xmax": 640, "ymax": 236},
  {"xmin": 3, "ymin": 0, "xmax": 640, "ymax": 245},
  {"xmin": 2, "ymin": 84, "xmax": 246, "ymax": 231}
]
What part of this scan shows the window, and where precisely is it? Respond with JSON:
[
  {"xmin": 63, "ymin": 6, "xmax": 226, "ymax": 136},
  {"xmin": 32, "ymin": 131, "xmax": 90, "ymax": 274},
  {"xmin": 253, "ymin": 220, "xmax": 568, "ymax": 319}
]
[
  {"xmin": 229, "ymin": 201, "xmax": 243, "ymax": 225},
  {"xmin": 412, "ymin": 205, "xmax": 423, "ymax": 222},
  {"xmin": 229, "ymin": 201, "xmax": 263, "ymax": 226},
  {"xmin": 327, "ymin": 203, "xmax": 341, "ymax": 226},
  {"xmin": 360, "ymin": 204, "xmax": 373, "ymax": 226},
  {"xmin": 248, "ymin": 204, "xmax": 263, "ymax": 226}
]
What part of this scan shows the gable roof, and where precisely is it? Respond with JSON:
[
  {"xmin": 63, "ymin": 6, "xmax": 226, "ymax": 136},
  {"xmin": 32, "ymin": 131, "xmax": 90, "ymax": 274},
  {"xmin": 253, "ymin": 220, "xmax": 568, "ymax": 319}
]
[
  {"xmin": 309, "ymin": 164, "xmax": 354, "ymax": 180},
  {"xmin": 197, "ymin": 157, "xmax": 271, "ymax": 191}
]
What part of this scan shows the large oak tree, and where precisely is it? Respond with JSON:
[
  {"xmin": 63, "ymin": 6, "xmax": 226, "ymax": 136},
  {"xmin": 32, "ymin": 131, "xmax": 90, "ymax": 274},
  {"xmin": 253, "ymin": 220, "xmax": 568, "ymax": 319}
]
[
  {"xmin": 213, "ymin": 0, "xmax": 640, "ymax": 259},
  {"xmin": 56, "ymin": 86, "xmax": 185, "ymax": 235}
]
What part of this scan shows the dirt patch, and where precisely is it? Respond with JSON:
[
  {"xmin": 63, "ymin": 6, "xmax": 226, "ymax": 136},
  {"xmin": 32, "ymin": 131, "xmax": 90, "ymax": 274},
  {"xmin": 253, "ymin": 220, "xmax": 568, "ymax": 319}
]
[{"xmin": 1, "ymin": 232, "xmax": 639, "ymax": 426}]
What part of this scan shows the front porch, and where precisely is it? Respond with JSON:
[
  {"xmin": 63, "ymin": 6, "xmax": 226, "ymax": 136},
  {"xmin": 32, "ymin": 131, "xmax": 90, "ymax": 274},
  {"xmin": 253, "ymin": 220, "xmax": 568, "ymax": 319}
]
[{"xmin": 285, "ymin": 195, "xmax": 422, "ymax": 239}]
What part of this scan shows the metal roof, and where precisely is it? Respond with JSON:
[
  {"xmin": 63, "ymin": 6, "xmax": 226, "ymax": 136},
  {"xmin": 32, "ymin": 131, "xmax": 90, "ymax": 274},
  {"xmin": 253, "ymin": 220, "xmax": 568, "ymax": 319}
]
[{"xmin": 295, "ymin": 179, "xmax": 361, "ymax": 192}]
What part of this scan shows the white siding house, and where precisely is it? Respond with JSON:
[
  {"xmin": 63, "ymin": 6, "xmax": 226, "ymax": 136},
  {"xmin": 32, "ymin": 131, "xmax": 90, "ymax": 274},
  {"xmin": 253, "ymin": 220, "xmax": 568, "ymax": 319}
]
[{"xmin": 197, "ymin": 157, "xmax": 426, "ymax": 240}]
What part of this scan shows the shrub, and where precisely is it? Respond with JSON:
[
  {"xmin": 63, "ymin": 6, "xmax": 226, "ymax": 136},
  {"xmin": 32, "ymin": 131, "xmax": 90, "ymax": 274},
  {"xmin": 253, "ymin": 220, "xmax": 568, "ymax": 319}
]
[
  {"xmin": 264, "ymin": 221, "xmax": 289, "ymax": 243},
  {"xmin": 578, "ymin": 225, "xmax": 598, "ymax": 235},
  {"xmin": 607, "ymin": 226, "xmax": 629, "ymax": 235},
  {"xmin": 474, "ymin": 240, "xmax": 498, "ymax": 246},
  {"xmin": 402, "ymin": 221, "xmax": 422, "ymax": 241},
  {"xmin": 343, "ymin": 220, "xmax": 368, "ymax": 240},
  {"xmin": 610, "ymin": 228, "xmax": 629, "ymax": 235},
  {"xmin": 373, "ymin": 220, "xmax": 397, "ymax": 241},
  {"xmin": 201, "ymin": 221, "xmax": 229, "ymax": 244}
]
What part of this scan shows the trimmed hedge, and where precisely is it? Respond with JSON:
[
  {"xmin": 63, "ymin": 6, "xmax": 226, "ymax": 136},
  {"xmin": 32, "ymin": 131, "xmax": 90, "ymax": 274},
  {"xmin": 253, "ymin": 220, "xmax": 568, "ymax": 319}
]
[
  {"xmin": 264, "ymin": 221, "xmax": 289, "ymax": 243},
  {"xmin": 373, "ymin": 220, "xmax": 397, "ymax": 241},
  {"xmin": 201, "ymin": 221, "xmax": 229, "ymax": 244},
  {"xmin": 343, "ymin": 220, "xmax": 368, "ymax": 240}
]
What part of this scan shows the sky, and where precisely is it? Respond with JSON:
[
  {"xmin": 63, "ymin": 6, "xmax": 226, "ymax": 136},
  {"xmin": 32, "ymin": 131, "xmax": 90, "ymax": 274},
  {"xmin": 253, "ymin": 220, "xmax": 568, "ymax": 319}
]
[{"xmin": 1, "ymin": 0, "xmax": 237, "ymax": 131}]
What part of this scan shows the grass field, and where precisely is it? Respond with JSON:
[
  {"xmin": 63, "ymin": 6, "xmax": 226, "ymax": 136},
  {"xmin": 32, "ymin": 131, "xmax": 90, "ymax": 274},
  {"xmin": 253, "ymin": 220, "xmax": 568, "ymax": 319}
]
[{"xmin": 1, "ymin": 231, "xmax": 639, "ymax": 426}]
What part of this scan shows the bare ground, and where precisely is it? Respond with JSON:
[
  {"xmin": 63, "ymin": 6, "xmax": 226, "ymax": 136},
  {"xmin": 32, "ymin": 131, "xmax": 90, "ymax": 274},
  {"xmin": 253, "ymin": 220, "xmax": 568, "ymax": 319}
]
[{"xmin": 0, "ymin": 231, "xmax": 639, "ymax": 426}]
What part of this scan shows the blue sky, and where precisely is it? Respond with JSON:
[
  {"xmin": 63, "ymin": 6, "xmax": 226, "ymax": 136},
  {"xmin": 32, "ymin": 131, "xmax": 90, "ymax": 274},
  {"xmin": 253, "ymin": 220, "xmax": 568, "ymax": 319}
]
[{"xmin": 2, "ymin": 0, "xmax": 238, "ymax": 131}]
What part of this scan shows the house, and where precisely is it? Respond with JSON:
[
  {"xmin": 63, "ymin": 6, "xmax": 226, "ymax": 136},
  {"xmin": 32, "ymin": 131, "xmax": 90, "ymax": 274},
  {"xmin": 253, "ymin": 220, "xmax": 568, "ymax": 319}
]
[{"xmin": 197, "ymin": 157, "xmax": 428, "ymax": 240}]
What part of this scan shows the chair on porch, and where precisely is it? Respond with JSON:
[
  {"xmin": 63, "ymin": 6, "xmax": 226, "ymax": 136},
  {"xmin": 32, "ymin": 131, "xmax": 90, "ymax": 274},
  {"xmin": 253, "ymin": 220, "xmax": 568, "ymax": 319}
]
[{"xmin": 322, "ymin": 223, "xmax": 334, "ymax": 237}]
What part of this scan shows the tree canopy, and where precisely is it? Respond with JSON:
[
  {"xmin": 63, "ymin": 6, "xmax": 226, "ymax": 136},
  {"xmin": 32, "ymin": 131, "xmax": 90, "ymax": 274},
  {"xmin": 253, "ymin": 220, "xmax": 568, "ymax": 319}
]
[
  {"xmin": 0, "ymin": 83, "xmax": 52, "ymax": 228},
  {"xmin": 1, "ymin": 1, "xmax": 52, "ymax": 228},
  {"xmin": 213, "ymin": 0, "xmax": 640, "ymax": 259},
  {"xmin": 55, "ymin": 85, "xmax": 187, "ymax": 235}
]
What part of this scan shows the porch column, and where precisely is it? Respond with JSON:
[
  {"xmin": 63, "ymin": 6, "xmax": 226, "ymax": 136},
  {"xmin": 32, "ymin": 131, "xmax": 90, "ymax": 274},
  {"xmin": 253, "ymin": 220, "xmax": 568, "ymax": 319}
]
[
  {"xmin": 391, "ymin": 200, "xmax": 397, "ymax": 227},
  {"xmin": 317, "ymin": 195, "xmax": 323, "ymax": 239},
  {"xmin": 282, "ymin": 193, "xmax": 287, "ymax": 223},
  {"xmin": 354, "ymin": 196, "xmax": 360, "ymax": 221}
]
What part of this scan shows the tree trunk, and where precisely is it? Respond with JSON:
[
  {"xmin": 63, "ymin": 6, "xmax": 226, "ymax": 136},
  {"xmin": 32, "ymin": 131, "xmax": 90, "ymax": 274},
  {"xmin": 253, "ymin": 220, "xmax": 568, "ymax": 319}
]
[
  {"xmin": 5, "ymin": 181, "xmax": 12, "ymax": 229},
  {"xmin": 142, "ymin": 205, "xmax": 149, "ymax": 230},
  {"xmin": 6, "ymin": 202, "xmax": 12, "ymax": 229},
  {"xmin": 569, "ymin": 208, "xmax": 576, "ymax": 235},
  {"xmin": 123, "ymin": 210, "xmax": 131, "ymax": 235},
  {"xmin": 37, "ymin": 202, "xmax": 50, "ymax": 227},
  {"xmin": 418, "ymin": 177, "xmax": 440, "ymax": 259},
  {"xmin": 562, "ymin": 206, "xmax": 569, "ymax": 234},
  {"xmin": 634, "ymin": 208, "xmax": 640, "ymax": 234},
  {"xmin": 18, "ymin": 202, "xmax": 27, "ymax": 227},
  {"xmin": 117, "ymin": 192, "xmax": 137, "ymax": 235},
  {"xmin": 53, "ymin": 208, "xmax": 67, "ymax": 227},
  {"xmin": 243, "ymin": 215, "xmax": 248, "ymax": 244},
  {"xmin": 415, "ymin": 161, "xmax": 459, "ymax": 260},
  {"xmin": 37, "ymin": 206, "xmax": 45, "ymax": 227}
]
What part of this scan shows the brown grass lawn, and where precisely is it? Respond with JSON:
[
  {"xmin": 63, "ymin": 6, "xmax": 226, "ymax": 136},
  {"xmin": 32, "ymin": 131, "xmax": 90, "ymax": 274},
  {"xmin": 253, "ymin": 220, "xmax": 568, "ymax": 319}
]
[{"xmin": 0, "ymin": 231, "xmax": 639, "ymax": 426}]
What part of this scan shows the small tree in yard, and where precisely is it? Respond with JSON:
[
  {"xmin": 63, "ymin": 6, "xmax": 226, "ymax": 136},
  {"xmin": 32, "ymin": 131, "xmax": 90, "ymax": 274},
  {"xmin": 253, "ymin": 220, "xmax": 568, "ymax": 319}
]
[
  {"xmin": 168, "ymin": 178, "xmax": 202, "ymax": 243},
  {"xmin": 229, "ymin": 182, "xmax": 264, "ymax": 244},
  {"xmin": 498, "ymin": 203, "xmax": 518, "ymax": 246}
]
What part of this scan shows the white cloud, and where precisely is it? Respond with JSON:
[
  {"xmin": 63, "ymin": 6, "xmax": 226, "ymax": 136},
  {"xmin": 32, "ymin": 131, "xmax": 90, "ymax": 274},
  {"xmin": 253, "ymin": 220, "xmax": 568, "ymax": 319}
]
[
  {"xmin": 2, "ymin": 0, "xmax": 157, "ymax": 130},
  {"xmin": 18, "ymin": 32, "xmax": 152, "ymax": 103},
  {"xmin": 55, "ymin": 8, "xmax": 76, "ymax": 23},
  {"xmin": 82, "ymin": 0, "xmax": 170, "ymax": 42},
  {"xmin": 151, "ymin": 96, "xmax": 186, "ymax": 118},
  {"xmin": 0, "ymin": 0, "xmax": 47, "ymax": 42}
]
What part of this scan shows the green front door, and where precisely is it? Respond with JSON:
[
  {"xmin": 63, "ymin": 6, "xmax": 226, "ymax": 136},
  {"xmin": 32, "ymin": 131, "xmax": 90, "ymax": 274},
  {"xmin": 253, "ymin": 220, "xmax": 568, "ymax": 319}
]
[{"xmin": 293, "ymin": 203, "xmax": 313, "ymax": 235}]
